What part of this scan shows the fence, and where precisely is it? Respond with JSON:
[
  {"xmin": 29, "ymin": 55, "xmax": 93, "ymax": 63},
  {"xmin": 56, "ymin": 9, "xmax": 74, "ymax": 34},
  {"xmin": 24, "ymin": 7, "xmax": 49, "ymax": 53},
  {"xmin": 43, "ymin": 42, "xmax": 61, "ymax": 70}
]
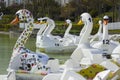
[
  {"xmin": 19, "ymin": 23, "xmax": 46, "ymax": 29},
  {"xmin": 108, "ymin": 22, "xmax": 120, "ymax": 30}
]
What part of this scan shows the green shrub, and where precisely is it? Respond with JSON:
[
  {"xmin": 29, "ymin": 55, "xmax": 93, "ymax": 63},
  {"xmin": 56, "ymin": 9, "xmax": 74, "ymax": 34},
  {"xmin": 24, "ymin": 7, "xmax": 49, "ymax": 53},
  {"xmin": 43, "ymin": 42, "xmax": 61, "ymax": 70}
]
[
  {"xmin": 0, "ymin": 14, "xmax": 15, "ymax": 31},
  {"xmin": 0, "ymin": 14, "xmax": 100, "ymax": 35}
]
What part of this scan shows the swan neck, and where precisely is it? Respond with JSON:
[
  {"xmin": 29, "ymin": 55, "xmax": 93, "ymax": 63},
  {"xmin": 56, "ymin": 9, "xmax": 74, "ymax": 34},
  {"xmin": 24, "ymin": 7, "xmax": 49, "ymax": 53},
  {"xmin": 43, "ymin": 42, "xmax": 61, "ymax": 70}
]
[
  {"xmin": 64, "ymin": 23, "xmax": 72, "ymax": 37},
  {"xmin": 42, "ymin": 19, "xmax": 55, "ymax": 36},
  {"xmin": 13, "ymin": 19, "xmax": 34, "ymax": 49},
  {"xmin": 79, "ymin": 21, "xmax": 93, "ymax": 44},
  {"xmin": 37, "ymin": 24, "xmax": 47, "ymax": 36},
  {"xmin": 102, "ymin": 24, "xmax": 109, "ymax": 40},
  {"xmin": 98, "ymin": 24, "xmax": 102, "ymax": 34}
]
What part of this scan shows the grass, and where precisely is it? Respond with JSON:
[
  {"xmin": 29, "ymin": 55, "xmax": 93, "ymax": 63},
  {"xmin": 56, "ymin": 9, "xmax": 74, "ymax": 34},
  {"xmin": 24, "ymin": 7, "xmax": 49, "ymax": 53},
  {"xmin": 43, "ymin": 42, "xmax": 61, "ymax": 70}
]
[{"xmin": 109, "ymin": 29, "xmax": 120, "ymax": 34}]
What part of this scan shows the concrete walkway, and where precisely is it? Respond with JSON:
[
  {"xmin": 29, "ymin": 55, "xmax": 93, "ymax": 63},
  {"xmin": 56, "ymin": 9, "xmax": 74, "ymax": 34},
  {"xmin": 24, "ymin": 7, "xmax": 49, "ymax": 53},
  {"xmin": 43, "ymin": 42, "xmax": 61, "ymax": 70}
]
[{"xmin": 0, "ymin": 75, "xmax": 7, "ymax": 80}]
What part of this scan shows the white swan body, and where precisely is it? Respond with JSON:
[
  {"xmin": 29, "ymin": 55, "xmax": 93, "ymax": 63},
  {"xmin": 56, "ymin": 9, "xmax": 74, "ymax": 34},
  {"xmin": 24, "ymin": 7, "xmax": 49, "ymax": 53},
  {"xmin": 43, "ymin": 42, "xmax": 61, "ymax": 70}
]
[
  {"xmin": 109, "ymin": 34, "xmax": 120, "ymax": 41},
  {"xmin": 36, "ymin": 17, "xmax": 77, "ymax": 54},
  {"xmin": 113, "ymin": 45, "xmax": 120, "ymax": 54},
  {"xmin": 70, "ymin": 13, "xmax": 106, "ymax": 67},
  {"xmin": 36, "ymin": 18, "xmax": 48, "ymax": 48},
  {"xmin": 36, "ymin": 17, "xmax": 63, "ymax": 53},
  {"xmin": 92, "ymin": 16, "xmax": 119, "ymax": 54},
  {"xmin": 112, "ymin": 36, "xmax": 120, "ymax": 54},
  {"xmin": 42, "ymin": 13, "xmax": 120, "ymax": 80}
]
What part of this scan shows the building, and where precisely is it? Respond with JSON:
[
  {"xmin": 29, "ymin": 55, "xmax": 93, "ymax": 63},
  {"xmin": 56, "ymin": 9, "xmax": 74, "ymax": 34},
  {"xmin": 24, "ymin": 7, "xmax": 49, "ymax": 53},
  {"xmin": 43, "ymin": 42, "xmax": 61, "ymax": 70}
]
[
  {"xmin": 0, "ymin": 0, "xmax": 72, "ymax": 7},
  {"xmin": 55, "ymin": 0, "xmax": 72, "ymax": 6},
  {"xmin": 0, "ymin": 0, "xmax": 24, "ymax": 7}
]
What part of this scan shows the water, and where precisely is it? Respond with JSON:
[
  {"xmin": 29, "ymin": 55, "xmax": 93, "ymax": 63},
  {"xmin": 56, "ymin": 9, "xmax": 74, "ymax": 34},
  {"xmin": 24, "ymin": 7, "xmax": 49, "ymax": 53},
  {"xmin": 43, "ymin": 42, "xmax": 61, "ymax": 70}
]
[
  {"xmin": 0, "ymin": 34, "xmax": 70, "ymax": 74},
  {"xmin": 0, "ymin": 34, "xmax": 13, "ymax": 74}
]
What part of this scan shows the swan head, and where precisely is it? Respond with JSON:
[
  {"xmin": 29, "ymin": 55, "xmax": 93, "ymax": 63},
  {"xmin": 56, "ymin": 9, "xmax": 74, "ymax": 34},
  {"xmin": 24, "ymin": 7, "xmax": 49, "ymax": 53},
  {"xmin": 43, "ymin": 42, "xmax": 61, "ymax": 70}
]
[
  {"xmin": 80, "ymin": 13, "xmax": 92, "ymax": 24},
  {"xmin": 64, "ymin": 19, "xmax": 72, "ymax": 26},
  {"xmin": 37, "ymin": 17, "xmax": 49, "ymax": 24},
  {"xmin": 103, "ymin": 15, "xmax": 109, "ymax": 25},
  {"xmin": 66, "ymin": 19, "xmax": 71, "ymax": 24},
  {"xmin": 77, "ymin": 13, "xmax": 92, "ymax": 25},
  {"xmin": 11, "ymin": 9, "xmax": 33, "ymax": 25},
  {"xmin": 98, "ymin": 20, "xmax": 102, "ymax": 24}
]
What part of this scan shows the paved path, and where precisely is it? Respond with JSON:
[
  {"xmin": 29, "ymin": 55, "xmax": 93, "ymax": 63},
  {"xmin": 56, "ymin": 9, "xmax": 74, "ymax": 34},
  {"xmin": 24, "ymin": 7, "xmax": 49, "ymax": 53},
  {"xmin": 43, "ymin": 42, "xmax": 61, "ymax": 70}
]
[{"xmin": 0, "ymin": 31, "xmax": 9, "ymax": 35}]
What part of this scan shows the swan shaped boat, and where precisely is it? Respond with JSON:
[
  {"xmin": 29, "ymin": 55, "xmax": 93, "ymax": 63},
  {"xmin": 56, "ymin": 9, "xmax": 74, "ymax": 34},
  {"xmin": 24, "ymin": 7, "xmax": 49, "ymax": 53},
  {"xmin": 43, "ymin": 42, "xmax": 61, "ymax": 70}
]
[
  {"xmin": 36, "ymin": 17, "xmax": 77, "ymax": 54},
  {"xmin": 6, "ymin": 9, "xmax": 60, "ymax": 80},
  {"xmin": 63, "ymin": 19, "xmax": 80, "ymax": 44},
  {"xmin": 91, "ymin": 16, "xmax": 119, "ymax": 54},
  {"xmin": 42, "ymin": 13, "xmax": 120, "ymax": 80}
]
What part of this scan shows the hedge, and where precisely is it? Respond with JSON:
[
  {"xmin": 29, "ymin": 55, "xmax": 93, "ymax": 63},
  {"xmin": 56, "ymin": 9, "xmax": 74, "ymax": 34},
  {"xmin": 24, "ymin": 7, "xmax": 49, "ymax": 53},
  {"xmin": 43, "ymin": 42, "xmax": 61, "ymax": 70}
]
[
  {"xmin": 0, "ymin": 15, "xmax": 101, "ymax": 34},
  {"xmin": 0, "ymin": 14, "xmax": 15, "ymax": 31}
]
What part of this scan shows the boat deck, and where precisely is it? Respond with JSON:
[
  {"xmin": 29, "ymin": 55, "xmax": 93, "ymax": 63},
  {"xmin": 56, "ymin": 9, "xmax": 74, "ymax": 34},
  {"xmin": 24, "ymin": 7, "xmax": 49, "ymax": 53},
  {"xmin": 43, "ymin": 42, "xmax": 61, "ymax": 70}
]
[
  {"xmin": 0, "ymin": 73, "xmax": 44, "ymax": 80},
  {"xmin": 16, "ymin": 73, "xmax": 44, "ymax": 80}
]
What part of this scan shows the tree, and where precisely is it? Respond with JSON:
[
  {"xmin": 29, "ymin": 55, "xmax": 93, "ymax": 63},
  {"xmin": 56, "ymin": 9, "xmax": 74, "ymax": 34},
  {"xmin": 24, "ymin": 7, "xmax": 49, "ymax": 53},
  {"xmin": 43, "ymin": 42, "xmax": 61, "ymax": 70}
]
[
  {"xmin": 60, "ymin": 1, "xmax": 79, "ymax": 21},
  {"xmin": 25, "ymin": 0, "xmax": 61, "ymax": 20}
]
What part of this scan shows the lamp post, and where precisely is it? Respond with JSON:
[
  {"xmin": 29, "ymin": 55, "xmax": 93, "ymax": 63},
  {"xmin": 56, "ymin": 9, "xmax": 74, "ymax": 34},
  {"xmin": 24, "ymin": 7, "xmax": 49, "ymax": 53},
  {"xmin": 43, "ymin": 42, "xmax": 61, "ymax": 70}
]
[
  {"xmin": 113, "ymin": 0, "xmax": 115, "ymax": 22},
  {"xmin": 23, "ymin": 0, "xmax": 25, "ymax": 9},
  {"xmin": 23, "ymin": 0, "xmax": 25, "ymax": 29}
]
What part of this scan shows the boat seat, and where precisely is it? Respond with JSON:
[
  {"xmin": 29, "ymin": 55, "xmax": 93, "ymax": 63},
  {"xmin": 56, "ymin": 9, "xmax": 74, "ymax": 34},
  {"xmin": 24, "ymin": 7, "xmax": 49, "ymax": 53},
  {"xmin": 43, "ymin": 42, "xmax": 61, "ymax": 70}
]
[
  {"xmin": 46, "ymin": 59, "xmax": 59, "ymax": 73},
  {"xmin": 81, "ymin": 49, "xmax": 104, "ymax": 65},
  {"xmin": 93, "ymin": 70, "xmax": 110, "ymax": 80},
  {"xmin": 100, "ymin": 60, "xmax": 119, "ymax": 72}
]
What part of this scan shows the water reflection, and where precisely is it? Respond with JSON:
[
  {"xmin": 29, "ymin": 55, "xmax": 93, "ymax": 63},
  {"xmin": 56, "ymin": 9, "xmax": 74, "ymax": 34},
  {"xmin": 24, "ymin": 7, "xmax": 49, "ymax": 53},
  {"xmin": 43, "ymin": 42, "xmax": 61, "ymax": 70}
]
[{"xmin": 0, "ymin": 34, "xmax": 13, "ymax": 74}]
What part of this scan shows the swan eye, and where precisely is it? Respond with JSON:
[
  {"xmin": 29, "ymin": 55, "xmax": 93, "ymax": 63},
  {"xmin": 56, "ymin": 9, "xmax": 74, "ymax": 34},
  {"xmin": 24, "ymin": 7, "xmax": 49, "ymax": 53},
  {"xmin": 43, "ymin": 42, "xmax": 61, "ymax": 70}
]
[
  {"xmin": 22, "ymin": 16, "xmax": 25, "ymax": 19},
  {"xmin": 88, "ymin": 18, "xmax": 91, "ymax": 22},
  {"xmin": 43, "ymin": 19, "xmax": 47, "ymax": 22},
  {"xmin": 16, "ymin": 13, "xmax": 19, "ymax": 17},
  {"xmin": 26, "ymin": 12, "xmax": 28, "ymax": 14}
]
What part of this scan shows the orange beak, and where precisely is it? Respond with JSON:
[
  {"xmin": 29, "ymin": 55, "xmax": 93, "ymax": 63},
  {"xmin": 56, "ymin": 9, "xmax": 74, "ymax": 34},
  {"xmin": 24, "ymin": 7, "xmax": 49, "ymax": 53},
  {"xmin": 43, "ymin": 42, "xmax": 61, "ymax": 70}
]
[
  {"xmin": 103, "ymin": 20, "xmax": 109, "ymax": 25},
  {"xmin": 10, "ymin": 16, "xmax": 19, "ymax": 25}
]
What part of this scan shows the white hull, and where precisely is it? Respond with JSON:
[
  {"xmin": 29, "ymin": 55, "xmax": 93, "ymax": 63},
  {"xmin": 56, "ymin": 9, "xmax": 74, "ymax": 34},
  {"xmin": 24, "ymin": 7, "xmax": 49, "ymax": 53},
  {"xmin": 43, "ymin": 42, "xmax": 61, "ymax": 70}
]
[{"xmin": 36, "ymin": 45, "xmax": 77, "ymax": 54}]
